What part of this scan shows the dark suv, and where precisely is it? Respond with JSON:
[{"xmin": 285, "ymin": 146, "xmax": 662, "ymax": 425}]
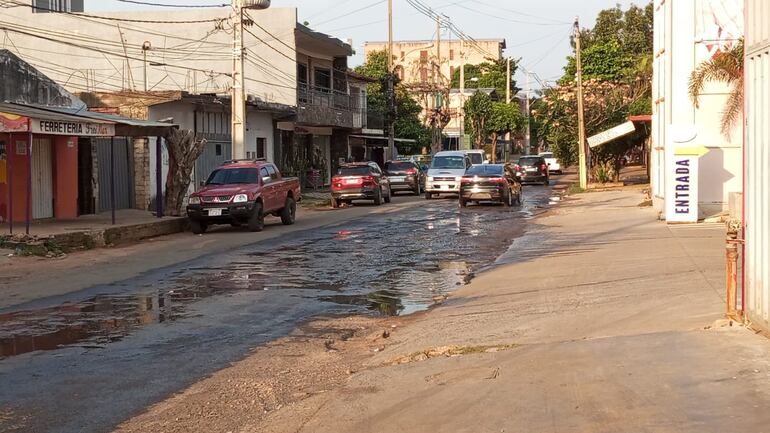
[
  {"xmin": 330, "ymin": 162, "xmax": 392, "ymax": 208},
  {"xmin": 384, "ymin": 160, "xmax": 424, "ymax": 195},
  {"xmin": 515, "ymin": 156, "xmax": 550, "ymax": 185}
]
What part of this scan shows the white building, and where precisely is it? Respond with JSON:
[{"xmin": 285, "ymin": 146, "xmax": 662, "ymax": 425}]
[
  {"xmin": 743, "ymin": 0, "xmax": 770, "ymax": 331},
  {"xmin": 651, "ymin": 0, "xmax": 744, "ymax": 221}
]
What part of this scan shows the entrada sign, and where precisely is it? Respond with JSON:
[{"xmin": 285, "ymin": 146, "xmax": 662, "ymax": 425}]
[{"xmin": 31, "ymin": 120, "xmax": 115, "ymax": 137}]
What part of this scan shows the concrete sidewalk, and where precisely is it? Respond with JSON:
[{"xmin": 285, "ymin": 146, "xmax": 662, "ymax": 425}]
[{"xmin": 260, "ymin": 188, "xmax": 770, "ymax": 433}]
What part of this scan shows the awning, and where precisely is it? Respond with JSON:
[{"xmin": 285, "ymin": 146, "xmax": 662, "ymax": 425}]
[
  {"xmin": 0, "ymin": 102, "xmax": 177, "ymax": 137},
  {"xmin": 349, "ymin": 134, "xmax": 417, "ymax": 145}
]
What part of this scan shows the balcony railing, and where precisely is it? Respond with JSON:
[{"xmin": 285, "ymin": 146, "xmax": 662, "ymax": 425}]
[{"xmin": 297, "ymin": 84, "xmax": 352, "ymax": 110}]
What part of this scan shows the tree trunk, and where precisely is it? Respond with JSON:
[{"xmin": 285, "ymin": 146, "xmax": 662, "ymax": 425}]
[
  {"xmin": 164, "ymin": 129, "xmax": 207, "ymax": 216},
  {"xmin": 491, "ymin": 132, "xmax": 498, "ymax": 163}
]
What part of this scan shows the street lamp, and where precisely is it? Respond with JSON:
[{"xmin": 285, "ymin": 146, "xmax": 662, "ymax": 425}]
[
  {"xmin": 232, "ymin": 0, "xmax": 271, "ymax": 160},
  {"xmin": 142, "ymin": 41, "xmax": 151, "ymax": 92}
]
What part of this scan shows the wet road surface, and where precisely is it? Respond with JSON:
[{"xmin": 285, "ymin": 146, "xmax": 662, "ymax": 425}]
[{"xmin": 0, "ymin": 182, "xmax": 559, "ymax": 433}]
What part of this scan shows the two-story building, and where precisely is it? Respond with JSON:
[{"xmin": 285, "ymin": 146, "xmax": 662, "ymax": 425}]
[{"xmin": 0, "ymin": 2, "xmax": 369, "ymax": 197}]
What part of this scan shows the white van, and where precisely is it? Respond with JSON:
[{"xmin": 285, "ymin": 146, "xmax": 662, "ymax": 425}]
[
  {"xmin": 463, "ymin": 149, "xmax": 489, "ymax": 165},
  {"xmin": 425, "ymin": 151, "xmax": 471, "ymax": 199}
]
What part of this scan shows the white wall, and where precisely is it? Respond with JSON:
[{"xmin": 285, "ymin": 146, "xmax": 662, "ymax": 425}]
[
  {"xmin": 652, "ymin": 0, "xmax": 744, "ymax": 220},
  {"xmin": 246, "ymin": 110, "xmax": 274, "ymax": 162},
  {"xmin": 744, "ymin": 0, "xmax": 770, "ymax": 331},
  {"xmin": 0, "ymin": 2, "xmax": 298, "ymax": 106}
]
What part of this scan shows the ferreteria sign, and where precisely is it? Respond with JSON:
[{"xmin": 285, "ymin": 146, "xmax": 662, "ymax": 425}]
[{"xmin": 31, "ymin": 119, "xmax": 115, "ymax": 137}]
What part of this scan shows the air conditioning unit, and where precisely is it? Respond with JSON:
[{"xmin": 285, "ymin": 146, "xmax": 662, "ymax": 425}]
[{"xmin": 243, "ymin": 0, "xmax": 270, "ymax": 9}]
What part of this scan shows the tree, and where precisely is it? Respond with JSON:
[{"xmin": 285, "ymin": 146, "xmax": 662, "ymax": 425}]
[
  {"xmin": 450, "ymin": 59, "xmax": 518, "ymax": 96},
  {"xmin": 487, "ymin": 102, "xmax": 525, "ymax": 163},
  {"xmin": 688, "ymin": 39, "xmax": 744, "ymax": 138},
  {"xmin": 355, "ymin": 51, "xmax": 431, "ymax": 153},
  {"xmin": 463, "ymin": 92, "xmax": 493, "ymax": 149},
  {"xmin": 164, "ymin": 129, "xmax": 206, "ymax": 216}
]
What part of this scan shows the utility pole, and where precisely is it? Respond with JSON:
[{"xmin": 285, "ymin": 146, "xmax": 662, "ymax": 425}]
[
  {"xmin": 459, "ymin": 38, "xmax": 465, "ymax": 151},
  {"xmin": 387, "ymin": 0, "xmax": 396, "ymax": 160},
  {"xmin": 525, "ymin": 71, "xmax": 531, "ymax": 155},
  {"xmin": 506, "ymin": 57, "xmax": 511, "ymax": 104},
  {"xmin": 142, "ymin": 41, "xmax": 151, "ymax": 92},
  {"xmin": 232, "ymin": 0, "xmax": 247, "ymax": 160},
  {"xmin": 575, "ymin": 16, "xmax": 588, "ymax": 189}
]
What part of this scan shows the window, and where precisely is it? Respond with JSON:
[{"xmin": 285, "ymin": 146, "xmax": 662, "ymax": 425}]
[
  {"xmin": 314, "ymin": 68, "xmax": 331, "ymax": 90},
  {"xmin": 33, "ymin": 0, "xmax": 83, "ymax": 13},
  {"xmin": 297, "ymin": 63, "xmax": 308, "ymax": 85},
  {"xmin": 338, "ymin": 166, "xmax": 372, "ymax": 176},
  {"xmin": 449, "ymin": 49, "xmax": 455, "ymax": 61},
  {"xmin": 259, "ymin": 167, "xmax": 270, "ymax": 183},
  {"xmin": 450, "ymin": 66, "xmax": 455, "ymax": 80},
  {"xmin": 215, "ymin": 143, "xmax": 222, "ymax": 156},
  {"xmin": 420, "ymin": 68, "xmax": 428, "ymax": 83},
  {"xmin": 256, "ymin": 137, "xmax": 266, "ymax": 159},
  {"xmin": 266, "ymin": 165, "xmax": 279, "ymax": 180},
  {"xmin": 420, "ymin": 50, "xmax": 428, "ymax": 62},
  {"xmin": 431, "ymin": 156, "xmax": 465, "ymax": 169}
]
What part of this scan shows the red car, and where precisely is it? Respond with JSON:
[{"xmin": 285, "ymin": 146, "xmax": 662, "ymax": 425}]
[
  {"xmin": 186, "ymin": 160, "xmax": 301, "ymax": 234},
  {"xmin": 330, "ymin": 162, "xmax": 392, "ymax": 208}
]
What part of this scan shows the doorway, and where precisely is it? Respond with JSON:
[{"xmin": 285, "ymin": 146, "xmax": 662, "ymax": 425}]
[{"xmin": 31, "ymin": 137, "xmax": 53, "ymax": 219}]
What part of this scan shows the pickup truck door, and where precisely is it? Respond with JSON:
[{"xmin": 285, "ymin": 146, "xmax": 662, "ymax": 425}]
[{"xmin": 259, "ymin": 167, "xmax": 275, "ymax": 211}]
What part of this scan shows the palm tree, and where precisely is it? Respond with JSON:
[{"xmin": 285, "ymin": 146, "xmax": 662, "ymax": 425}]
[{"xmin": 688, "ymin": 39, "xmax": 744, "ymax": 137}]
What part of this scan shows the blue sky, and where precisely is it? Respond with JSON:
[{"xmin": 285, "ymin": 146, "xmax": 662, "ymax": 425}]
[{"xmin": 86, "ymin": 0, "xmax": 643, "ymax": 88}]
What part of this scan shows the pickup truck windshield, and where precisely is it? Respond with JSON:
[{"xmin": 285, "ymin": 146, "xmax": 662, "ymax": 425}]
[
  {"xmin": 432, "ymin": 156, "xmax": 465, "ymax": 169},
  {"xmin": 206, "ymin": 168, "xmax": 258, "ymax": 185}
]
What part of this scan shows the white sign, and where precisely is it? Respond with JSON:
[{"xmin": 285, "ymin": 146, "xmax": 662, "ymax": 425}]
[
  {"xmin": 588, "ymin": 121, "xmax": 636, "ymax": 148},
  {"xmin": 31, "ymin": 119, "xmax": 115, "ymax": 137},
  {"xmin": 666, "ymin": 155, "xmax": 699, "ymax": 223}
]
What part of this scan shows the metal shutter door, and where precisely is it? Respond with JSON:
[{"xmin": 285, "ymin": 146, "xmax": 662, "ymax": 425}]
[{"xmin": 32, "ymin": 138, "xmax": 54, "ymax": 219}]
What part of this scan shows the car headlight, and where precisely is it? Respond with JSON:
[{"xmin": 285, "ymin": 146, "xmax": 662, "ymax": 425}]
[
  {"xmin": 233, "ymin": 194, "xmax": 249, "ymax": 203},
  {"xmin": 455, "ymin": 176, "xmax": 462, "ymax": 182},
  {"xmin": 188, "ymin": 196, "xmax": 201, "ymax": 205},
  {"xmin": 427, "ymin": 176, "xmax": 434, "ymax": 182}
]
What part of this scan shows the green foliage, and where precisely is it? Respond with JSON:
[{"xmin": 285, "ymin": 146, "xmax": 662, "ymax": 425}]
[
  {"xmin": 488, "ymin": 102, "xmax": 525, "ymax": 135},
  {"xmin": 355, "ymin": 51, "xmax": 432, "ymax": 152},
  {"xmin": 450, "ymin": 59, "xmax": 518, "ymax": 96},
  {"xmin": 561, "ymin": 40, "xmax": 635, "ymax": 84},
  {"xmin": 463, "ymin": 92, "xmax": 493, "ymax": 149}
]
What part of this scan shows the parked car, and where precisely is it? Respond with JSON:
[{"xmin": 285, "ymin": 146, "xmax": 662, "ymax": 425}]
[
  {"xmin": 425, "ymin": 151, "xmax": 472, "ymax": 199},
  {"xmin": 515, "ymin": 156, "xmax": 550, "ymax": 185},
  {"xmin": 331, "ymin": 162, "xmax": 392, "ymax": 208},
  {"xmin": 384, "ymin": 160, "xmax": 424, "ymax": 195},
  {"xmin": 459, "ymin": 164, "xmax": 522, "ymax": 208},
  {"xmin": 186, "ymin": 160, "xmax": 301, "ymax": 234},
  {"xmin": 539, "ymin": 152, "xmax": 562, "ymax": 174},
  {"xmin": 463, "ymin": 149, "xmax": 489, "ymax": 165}
]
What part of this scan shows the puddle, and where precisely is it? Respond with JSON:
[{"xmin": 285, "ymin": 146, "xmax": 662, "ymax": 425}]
[{"xmin": 1, "ymin": 190, "xmax": 554, "ymax": 359}]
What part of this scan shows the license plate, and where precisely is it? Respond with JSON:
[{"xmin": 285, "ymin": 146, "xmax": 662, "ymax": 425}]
[
  {"xmin": 526, "ymin": 167, "xmax": 538, "ymax": 172},
  {"xmin": 208, "ymin": 208, "xmax": 223, "ymax": 217},
  {"xmin": 390, "ymin": 176, "xmax": 405, "ymax": 182},
  {"xmin": 344, "ymin": 178, "xmax": 359, "ymax": 185},
  {"xmin": 443, "ymin": 184, "xmax": 452, "ymax": 190}
]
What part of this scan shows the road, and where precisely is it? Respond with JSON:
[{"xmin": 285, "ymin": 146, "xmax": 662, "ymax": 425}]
[{"xmin": 0, "ymin": 180, "xmax": 560, "ymax": 433}]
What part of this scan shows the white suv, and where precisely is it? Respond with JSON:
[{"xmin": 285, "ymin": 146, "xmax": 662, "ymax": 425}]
[
  {"xmin": 539, "ymin": 152, "xmax": 562, "ymax": 174},
  {"xmin": 425, "ymin": 151, "xmax": 471, "ymax": 199}
]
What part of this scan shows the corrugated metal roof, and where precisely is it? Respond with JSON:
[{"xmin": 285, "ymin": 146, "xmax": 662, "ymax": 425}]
[{"xmin": 0, "ymin": 102, "xmax": 112, "ymax": 124}]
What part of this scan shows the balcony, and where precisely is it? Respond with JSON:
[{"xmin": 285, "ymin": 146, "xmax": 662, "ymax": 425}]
[{"xmin": 296, "ymin": 83, "xmax": 356, "ymax": 129}]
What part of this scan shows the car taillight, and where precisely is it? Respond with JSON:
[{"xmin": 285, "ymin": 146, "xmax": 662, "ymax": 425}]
[
  {"xmin": 461, "ymin": 176, "xmax": 474, "ymax": 183},
  {"xmin": 488, "ymin": 177, "xmax": 506, "ymax": 183},
  {"xmin": 405, "ymin": 168, "xmax": 417, "ymax": 174},
  {"xmin": 361, "ymin": 175, "xmax": 375, "ymax": 185}
]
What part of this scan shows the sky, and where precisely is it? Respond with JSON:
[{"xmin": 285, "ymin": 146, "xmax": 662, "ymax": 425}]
[{"xmin": 86, "ymin": 0, "xmax": 643, "ymax": 89}]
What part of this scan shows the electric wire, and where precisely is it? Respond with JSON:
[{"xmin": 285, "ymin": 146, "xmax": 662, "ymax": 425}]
[
  {"xmin": 114, "ymin": 0, "xmax": 228, "ymax": 7},
  {"xmin": 6, "ymin": 0, "xmax": 226, "ymax": 24}
]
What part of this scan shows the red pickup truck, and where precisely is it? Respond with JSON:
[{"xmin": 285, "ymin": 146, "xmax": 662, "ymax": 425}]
[{"xmin": 186, "ymin": 160, "xmax": 301, "ymax": 234}]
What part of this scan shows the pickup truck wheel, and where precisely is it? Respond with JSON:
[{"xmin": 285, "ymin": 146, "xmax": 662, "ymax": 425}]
[
  {"xmin": 374, "ymin": 188, "xmax": 383, "ymax": 205},
  {"xmin": 414, "ymin": 183, "xmax": 421, "ymax": 196},
  {"xmin": 248, "ymin": 202, "xmax": 265, "ymax": 232},
  {"xmin": 190, "ymin": 219, "xmax": 207, "ymax": 235},
  {"xmin": 280, "ymin": 197, "xmax": 296, "ymax": 225}
]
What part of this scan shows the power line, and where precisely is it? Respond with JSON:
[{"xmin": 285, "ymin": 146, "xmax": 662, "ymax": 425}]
[
  {"xmin": 311, "ymin": 0, "xmax": 387, "ymax": 27},
  {"xmin": 6, "ymin": 0, "xmax": 226, "ymax": 24},
  {"xmin": 468, "ymin": 0, "xmax": 571, "ymax": 24},
  {"xmin": 114, "ymin": 0, "xmax": 228, "ymax": 7}
]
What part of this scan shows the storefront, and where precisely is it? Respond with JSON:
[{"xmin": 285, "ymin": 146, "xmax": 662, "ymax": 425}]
[{"xmin": 0, "ymin": 102, "xmax": 175, "ymax": 234}]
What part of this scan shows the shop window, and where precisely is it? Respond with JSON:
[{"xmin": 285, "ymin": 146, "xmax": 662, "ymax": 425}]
[{"xmin": 314, "ymin": 68, "xmax": 331, "ymax": 90}]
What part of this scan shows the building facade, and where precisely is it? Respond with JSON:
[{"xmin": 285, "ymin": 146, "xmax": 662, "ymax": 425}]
[
  {"xmin": 743, "ymin": 0, "xmax": 770, "ymax": 331},
  {"xmin": 651, "ymin": 0, "xmax": 744, "ymax": 221}
]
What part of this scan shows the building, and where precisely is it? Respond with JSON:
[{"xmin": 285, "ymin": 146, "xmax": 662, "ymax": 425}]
[
  {"xmin": 0, "ymin": 51, "xmax": 174, "ymax": 230},
  {"xmin": 363, "ymin": 39, "xmax": 505, "ymax": 86},
  {"xmin": 651, "ymin": 0, "xmax": 744, "ymax": 221},
  {"xmin": 742, "ymin": 0, "xmax": 770, "ymax": 331},
  {"xmin": 0, "ymin": 2, "xmax": 370, "ymax": 187},
  {"xmin": 31, "ymin": 0, "xmax": 83, "ymax": 12}
]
